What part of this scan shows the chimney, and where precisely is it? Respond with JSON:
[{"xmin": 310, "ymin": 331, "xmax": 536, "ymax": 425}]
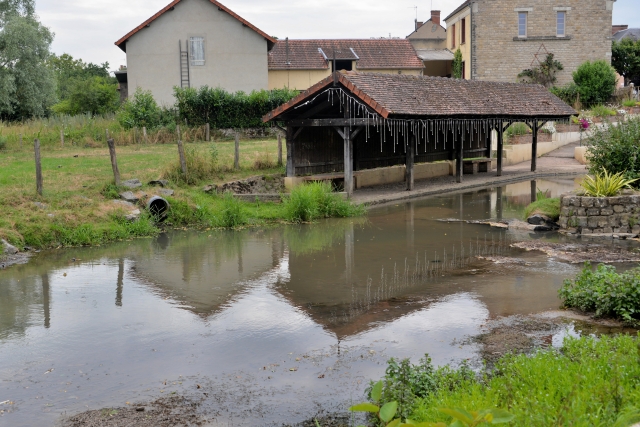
[
  {"xmin": 415, "ymin": 20, "xmax": 424, "ymax": 31},
  {"xmin": 431, "ymin": 10, "xmax": 441, "ymax": 26}
]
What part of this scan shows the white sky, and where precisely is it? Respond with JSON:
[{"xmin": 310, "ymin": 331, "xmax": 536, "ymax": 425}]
[{"xmin": 36, "ymin": 0, "xmax": 640, "ymax": 72}]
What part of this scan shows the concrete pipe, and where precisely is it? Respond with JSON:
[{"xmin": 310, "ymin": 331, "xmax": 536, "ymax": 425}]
[{"xmin": 147, "ymin": 196, "xmax": 170, "ymax": 222}]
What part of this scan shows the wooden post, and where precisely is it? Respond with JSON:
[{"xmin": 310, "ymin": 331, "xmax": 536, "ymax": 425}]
[
  {"xmin": 107, "ymin": 138, "xmax": 121, "ymax": 186},
  {"xmin": 177, "ymin": 125, "xmax": 187, "ymax": 177},
  {"xmin": 34, "ymin": 139, "xmax": 43, "ymax": 196},
  {"xmin": 406, "ymin": 135, "xmax": 415, "ymax": 191},
  {"xmin": 143, "ymin": 126, "xmax": 148, "ymax": 144},
  {"xmin": 133, "ymin": 127, "xmax": 138, "ymax": 144},
  {"xmin": 496, "ymin": 186, "xmax": 503, "ymax": 220},
  {"xmin": 497, "ymin": 126, "xmax": 503, "ymax": 177},
  {"xmin": 531, "ymin": 180, "xmax": 537, "ymax": 203},
  {"xmin": 531, "ymin": 122, "xmax": 538, "ymax": 172},
  {"xmin": 277, "ymin": 133, "xmax": 283, "ymax": 167},
  {"xmin": 60, "ymin": 130, "xmax": 64, "ymax": 148},
  {"xmin": 205, "ymin": 123, "xmax": 210, "ymax": 142},
  {"xmin": 456, "ymin": 137, "xmax": 463, "ymax": 183},
  {"xmin": 19, "ymin": 133, "xmax": 22, "ymax": 148},
  {"xmin": 343, "ymin": 128, "xmax": 353, "ymax": 197},
  {"xmin": 106, "ymin": 129, "xmax": 110, "ymax": 141},
  {"xmin": 234, "ymin": 132, "xmax": 240, "ymax": 170},
  {"xmin": 286, "ymin": 126, "xmax": 294, "ymax": 177}
]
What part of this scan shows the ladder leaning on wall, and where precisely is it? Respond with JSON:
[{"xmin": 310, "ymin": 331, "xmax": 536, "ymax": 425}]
[{"xmin": 179, "ymin": 40, "xmax": 190, "ymax": 89}]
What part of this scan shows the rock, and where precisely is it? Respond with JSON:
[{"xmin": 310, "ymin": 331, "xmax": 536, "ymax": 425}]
[
  {"xmin": 125, "ymin": 209, "xmax": 141, "ymax": 222},
  {"xmin": 158, "ymin": 189, "xmax": 174, "ymax": 197},
  {"xmin": 2, "ymin": 239, "xmax": 18, "ymax": 255},
  {"xmin": 112, "ymin": 200, "xmax": 136, "ymax": 209},
  {"xmin": 527, "ymin": 214, "xmax": 560, "ymax": 230},
  {"xmin": 121, "ymin": 179, "xmax": 142, "ymax": 189},
  {"xmin": 149, "ymin": 180, "xmax": 169, "ymax": 188},
  {"xmin": 33, "ymin": 202, "xmax": 47, "ymax": 210},
  {"xmin": 119, "ymin": 191, "xmax": 139, "ymax": 203},
  {"xmin": 203, "ymin": 184, "xmax": 217, "ymax": 194}
]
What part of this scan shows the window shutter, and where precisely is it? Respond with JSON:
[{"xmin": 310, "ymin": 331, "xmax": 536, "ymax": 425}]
[{"xmin": 190, "ymin": 37, "xmax": 205, "ymax": 66}]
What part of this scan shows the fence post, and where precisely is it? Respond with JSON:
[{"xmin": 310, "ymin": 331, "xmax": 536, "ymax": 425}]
[
  {"xmin": 277, "ymin": 133, "xmax": 283, "ymax": 167},
  {"xmin": 205, "ymin": 123, "xmax": 210, "ymax": 142},
  {"xmin": 106, "ymin": 129, "xmax": 110, "ymax": 141},
  {"xmin": 107, "ymin": 138, "xmax": 121, "ymax": 186},
  {"xmin": 234, "ymin": 132, "xmax": 240, "ymax": 170},
  {"xmin": 177, "ymin": 125, "xmax": 187, "ymax": 177},
  {"xmin": 143, "ymin": 126, "xmax": 148, "ymax": 144},
  {"xmin": 34, "ymin": 139, "xmax": 43, "ymax": 196},
  {"xmin": 60, "ymin": 130, "xmax": 64, "ymax": 148},
  {"xmin": 133, "ymin": 127, "xmax": 137, "ymax": 145},
  {"xmin": 19, "ymin": 133, "xmax": 22, "ymax": 148}
]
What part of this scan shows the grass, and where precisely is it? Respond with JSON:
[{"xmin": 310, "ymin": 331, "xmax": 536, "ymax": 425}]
[
  {"xmin": 408, "ymin": 334, "xmax": 640, "ymax": 426},
  {"xmin": 590, "ymin": 105, "xmax": 618, "ymax": 118},
  {"xmin": 523, "ymin": 197, "xmax": 560, "ymax": 221},
  {"xmin": 283, "ymin": 181, "xmax": 366, "ymax": 223},
  {"xmin": 622, "ymin": 100, "xmax": 639, "ymax": 108}
]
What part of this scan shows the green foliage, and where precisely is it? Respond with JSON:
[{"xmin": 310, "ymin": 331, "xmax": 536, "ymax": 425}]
[
  {"xmin": 411, "ymin": 334, "xmax": 640, "ymax": 426},
  {"xmin": 518, "ymin": 53, "xmax": 563, "ymax": 87},
  {"xmin": 559, "ymin": 263, "xmax": 640, "ymax": 325},
  {"xmin": 586, "ymin": 116, "xmax": 640, "ymax": 182},
  {"xmin": 523, "ymin": 197, "xmax": 560, "ymax": 221},
  {"xmin": 612, "ymin": 38, "xmax": 640, "ymax": 85},
  {"xmin": 0, "ymin": 134, "xmax": 7, "ymax": 150},
  {"xmin": 51, "ymin": 76, "xmax": 119, "ymax": 116},
  {"xmin": 590, "ymin": 104, "xmax": 617, "ymax": 118},
  {"xmin": 572, "ymin": 60, "xmax": 617, "ymax": 107},
  {"xmin": 217, "ymin": 192, "xmax": 247, "ymax": 228},
  {"xmin": 117, "ymin": 88, "xmax": 173, "ymax": 130},
  {"xmin": 581, "ymin": 168, "xmax": 638, "ymax": 197},
  {"xmin": 623, "ymin": 99, "xmax": 639, "ymax": 107},
  {"xmin": 0, "ymin": 12, "xmax": 56, "ymax": 120},
  {"xmin": 550, "ymin": 83, "xmax": 580, "ymax": 107},
  {"xmin": 174, "ymin": 86, "xmax": 297, "ymax": 129},
  {"xmin": 100, "ymin": 183, "xmax": 120, "ymax": 200},
  {"xmin": 452, "ymin": 49, "xmax": 463, "ymax": 79},
  {"xmin": 283, "ymin": 181, "xmax": 365, "ymax": 223},
  {"xmin": 504, "ymin": 122, "xmax": 529, "ymax": 139},
  {"xmin": 163, "ymin": 143, "xmax": 227, "ymax": 185}
]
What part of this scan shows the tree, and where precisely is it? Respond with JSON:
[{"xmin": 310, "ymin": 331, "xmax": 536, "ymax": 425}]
[
  {"xmin": 612, "ymin": 39, "xmax": 640, "ymax": 86},
  {"xmin": 518, "ymin": 53, "xmax": 564, "ymax": 87},
  {"xmin": 52, "ymin": 76, "xmax": 119, "ymax": 116},
  {"xmin": 572, "ymin": 60, "xmax": 617, "ymax": 107},
  {"xmin": 452, "ymin": 49, "xmax": 462, "ymax": 79},
  {"xmin": 48, "ymin": 53, "xmax": 112, "ymax": 101},
  {"xmin": 0, "ymin": 0, "xmax": 56, "ymax": 119}
]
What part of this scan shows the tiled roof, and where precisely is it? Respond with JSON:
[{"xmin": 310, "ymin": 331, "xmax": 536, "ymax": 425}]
[
  {"xmin": 264, "ymin": 71, "xmax": 576, "ymax": 122},
  {"xmin": 268, "ymin": 39, "xmax": 424, "ymax": 70},
  {"xmin": 415, "ymin": 49, "xmax": 455, "ymax": 61},
  {"xmin": 443, "ymin": 0, "xmax": 471, "ymax": 22},
  {"xmin": 115, "ymin": 0, "xmax": 276, "ymax": 52},
  {"xmin": 613, "ymin": 28, "xmax": 640, "ymax": 42}
]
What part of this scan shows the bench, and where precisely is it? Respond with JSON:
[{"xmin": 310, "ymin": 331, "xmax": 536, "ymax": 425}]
[{"xmin": 462, "ymin": 158, "xmax": 492, "ymax": 174}]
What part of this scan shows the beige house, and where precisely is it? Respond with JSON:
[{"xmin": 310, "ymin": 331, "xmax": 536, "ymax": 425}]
[
  {"xmin": 268, "ymin": 39, "xmax": 424, "ymax": 91},
  {"xmin": 115, "ymin": 0, "xmax": 275, "ymax": 106},
  {"xmin": 444, "ymin": 0, "xmax": 616, "ymax": 84},
  {"xmin": 407, "ymin": 10, "xmax": 454, "ymax": 77}
]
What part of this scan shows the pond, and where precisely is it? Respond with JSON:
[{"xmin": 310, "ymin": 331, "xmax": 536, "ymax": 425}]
[{"xmin": 0, "ymin": 177, "xmax": 633, "ymax": 426}]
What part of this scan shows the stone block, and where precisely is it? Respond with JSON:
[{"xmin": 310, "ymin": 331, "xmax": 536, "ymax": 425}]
[
  {"xmin": 560, "ymin": 207, "xmax": 571, "ymax": 216},
  {"xmin": 603, "ymin": 227, "xmax": 613, "ymax": 234},
  {"xmin": 577, "ymin": 208, "xmax": 586, "ymax": 216},
  {"xmin": 608, "ymin": 197, "xmax": 622, "ymax": 205},
  {"xmin": 609, "ymin": 215, "xmax": 620, "ymax": 227},
  {"xmin": 587, "ymin": 208, "xmax": 600, "ymax": 216},
  {"xmin": 594, "ymin": 228, "xmax": 604, "ymax": 233},
  {"xmin": 582, "ymin": 228, "xmax": 593, "ymax": 235},
  {"xmin": 613, "ymin": 205, "xmax": 625, "ymax": 213},
  {"xmin": 633, "ymin": 225, "xmax": 640, "ymax": 234},
  {"xmin": 576, "ymin": 216, "xmax": 588, "ymax": 227},
  {"xmin": 581, "ymin": 197, "xmax": 594, "ymax": 208},
  {"xmin": 558, "ymin": 217, "xmax": 568, "ymax": 228},
  {"xmin": 594, "ymin": 198, "xmax": 609, "ymax": 208},
  {"xmin": 600, "ymin": 208, "xmax": 614, "ymax": 216},
  {"xmin": 587, "ymin": 217, "xmax": 599, "ymax": 228},
  {"xmin": 563, "ymin": 196, "xmax": 578, "ymax": 207},
  {"xmin": 597, "ymin": 217, "xmax": 609, "ymax": 228}
]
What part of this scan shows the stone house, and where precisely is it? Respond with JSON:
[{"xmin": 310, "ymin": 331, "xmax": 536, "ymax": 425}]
[
  {"xmin": 443, "ymin": 0, "xmax": 616, "ymax": 84},
  {"xmin": 115, "ymin": 0, "xmax": 275, "ymax": 106},
  {"xmin": 407, "ymin": 10, "xmax": 454, "ymax": 78},
  {"xmin": 268, "ymin": 39, "xmax": 424, "ymax": 91}
]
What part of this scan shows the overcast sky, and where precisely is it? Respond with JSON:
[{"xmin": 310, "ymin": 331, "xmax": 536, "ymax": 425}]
[{"xmin": 37, "ymin": 0, "xmax": 640, "ymax": 72}]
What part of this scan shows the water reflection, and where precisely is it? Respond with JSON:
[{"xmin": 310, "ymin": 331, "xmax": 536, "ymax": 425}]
[{"xmin": 2, "ymin": 177, "xmax": 620, "ymax": 427}]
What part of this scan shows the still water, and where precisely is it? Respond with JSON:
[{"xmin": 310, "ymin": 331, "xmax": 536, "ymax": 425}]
[{"xmin": 0, "ymin": 177, "xmax": 615, "ymax": 426}]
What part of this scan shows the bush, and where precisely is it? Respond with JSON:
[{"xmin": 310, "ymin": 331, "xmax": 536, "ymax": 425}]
[
  {"xmin": 550, "ymin": 83, "xmax": 580, "ymax": 107},
  {"xmin": 162, "ymin": 143, "xmax": 225, "ymax": 185},
  {"xmin": 283, "ymin": 181, "xmax": 365, "ymax": 223},
  {"xmin": 559, "ymin": 263, "xmax": 640, "ymax": 325},
  {"xmin": 572, "ymin": 60, "xmax": 617, "ymax": 107},
  {"xmin": 0, "ymin": 135, "xmax": 7, "ymax": 150},
  {"xmin": 217, "ymin": 192, "xmax": 247, "ymax": 228},
  {"xmin": 590, "ymin": 104, "xmax": 617, "ymax": 118},
  {"xmin": 586, "ymin": 116, "xmax": 640, "ymax": 182},
  {"xmin": 505, "ymin": 122, "xmax": 529, "ymax": 138},
  {"xmin": 623, "ymin": 99, "xmax": 638, "ymax": 107},
  {"xmin": 51, "ymin": 76, "xmax": 119, "ymax": 116},
  {"xmin": 117, "ymin": 88, "xmax": 174, "ymax": 130},
  {"xmin": 174, "ymin": 86, "xmax": 298, "ymax": 129}
]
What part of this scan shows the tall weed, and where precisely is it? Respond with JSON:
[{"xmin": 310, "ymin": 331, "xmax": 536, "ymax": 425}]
[
  {"xmin": 216, "ymin": 192, "xmax": 247, "ymax": 228},
  {"xmin": 283, "ymin": 181, "xmax": 364, "ymax": 223}
]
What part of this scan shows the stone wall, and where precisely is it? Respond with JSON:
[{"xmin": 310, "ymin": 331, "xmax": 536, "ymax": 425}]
[
  {"xmin": 472, "ymin": 0, "xmax": 614, "ymax": 85},
  {"xmin": 559, "ymin": 195, "xmax": 640, "ymax": 235}
]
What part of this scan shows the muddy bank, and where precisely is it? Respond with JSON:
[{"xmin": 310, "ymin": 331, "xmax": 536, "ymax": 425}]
[
  {"xmin": 0, "ymin": 251, "xmax": 31, "ymax": 269},
  {"xmin": 511, "ymin": 241, "xmax": 640, "ymax": 263}
]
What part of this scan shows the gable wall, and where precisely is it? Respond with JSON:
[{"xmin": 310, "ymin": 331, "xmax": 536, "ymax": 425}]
[{"xmin": 125, "ymin": 0, "xmax": 269, "ymax": 106}]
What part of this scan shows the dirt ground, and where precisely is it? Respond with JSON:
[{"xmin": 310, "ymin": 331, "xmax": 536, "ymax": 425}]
[{"xmin": 512, "ymin": 240, "xmax": 640, "ymax": 263}]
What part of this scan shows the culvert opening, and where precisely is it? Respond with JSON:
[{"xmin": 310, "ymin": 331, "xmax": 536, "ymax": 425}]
[{"xmin": 147, "ymin": 196, "xmax": 169, "ymax": 222}]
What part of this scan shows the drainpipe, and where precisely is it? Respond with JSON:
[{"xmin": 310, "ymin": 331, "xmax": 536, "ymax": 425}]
[{"xmin": 470, "ymin": 1, "xmax": 475, "ymax": 80}]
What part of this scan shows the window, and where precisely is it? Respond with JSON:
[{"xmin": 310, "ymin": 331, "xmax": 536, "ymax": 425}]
[
  {"xmin": 557, "ymin": 11, "xmax": 566, "ymax": 37},
  {"xmin": 518, "ymin": 12, "xmax": 527, "ymax": 37},
  {"xmin": 451, "ymin": 23, "xmax": 456, "ymax": 48},
  {"xmin": 190, "ymin": 37, "xmax": 205, "ymax": 66},
  {"xmin": 461, "ymin": 18, "xmax": 466, "ymax": 44}
]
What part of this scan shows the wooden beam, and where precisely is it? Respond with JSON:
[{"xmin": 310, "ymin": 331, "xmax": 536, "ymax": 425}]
[
  {"xmin": 274, "ymin": 124, "xmax": 286, "ymax": 133},
  {"xmin": 343, "ymin": 102, "xmax": 353, "ymax": 198},
  {"xmin": 286, "ymin": 125, "xmax": 295, "ymax": 177},
  {"xmin": 531, "ymin": 123, "xmax": 538, "ymax": 172},
  {"xmin": 497, "ymin": 127, "xmax": 503, "ymax": 177},
  {"xmin": 297, "ymin": 100, "xmax": 333, "ymax": 120},
  {"xmin": 456, "ymin": 136, "xmax": 463, "ymax": 183},
  {"xmin": 350, "ymin": 126, "xmax": 364, "ymax": 140},
  {"xmin": 333, "ymin": 126, "xmax": 345, "ymax": 139},
  {"xmin": 292, "ymin": 127, "xmax": 304, "ymax": 141},
  {"xmin": 289, "ymin": 118, "xmax": 371, "ymax": 127},
  {"xmin": 406, "ymin": 135, "xmax": 415, "ymax": 191}
]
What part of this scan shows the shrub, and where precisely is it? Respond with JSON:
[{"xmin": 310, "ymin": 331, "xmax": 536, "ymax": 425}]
[
  {"xmin": 174, "ymin": 86, "xmax": 298, "ymax": 129},
  {"xmin": 623, "ymin": 99, "xmax": 638, "ymax": 108},
  {"xmin": 590, "ymin": 104, "xmax": 617, "ymax": 118},
  {"xmin": 550, "ymin": 83, "xmax": 579, "ymax": 107},
  {"xmin": 518, "ymin": 53, "xmax": 563, "ymax": 87},
  {"xmin": 505, "ymin": 122, "xmax": 529, "ymax": 139},
  {"xmin": 117, "ymin": 88, "xmax": 174, "ymax": 130},
  {"xmin": 559, "ymin": 263, "xmax": 640, "ymax": 325},
  {"xmin": 51, "ymin": 76, "xmax": 119, "ymax": 116},
  {"xmin": 162, "ymin": 143, "xmax": 223, "ymax": 185},
  {"xmin": 0, "ymin": 135, "xmax": 7, "ymax": 150},
  {"xmin": 572, "ymin": 60, "xmax": 617, "ymax": 107},
  {"xmin": 217, "ymin": 192, "xmax": 247, "ymax": 228},
  {"xmin": 586, "ymin": 116, "xmax": 640, "ymax": 182},
  {"xmin": 283, "ymin": 181, "xmax": 365, "ymax": 223},
  {"xmin": 581, "ymin": 168, "xmax": 638, "ymax": 197},
  {"xmin": 452, "ymin": 49, "xmax": 463, "ymax": 79}
]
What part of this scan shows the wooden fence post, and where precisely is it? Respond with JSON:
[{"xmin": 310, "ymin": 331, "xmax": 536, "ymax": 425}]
[
  {"xmin": 19, "ymin": 133, "xmax": 22, "ymax": 148},
  {"xmin": 177, "ymin": 125, "xmax": 187, "ymax": 177},
  {"xmin": 277, "ymin": 133, "xmax": 283, "ymax": 167},
  {"xmin": 34, "ymin": 139, "xmax": 43, "ymax": 196},
  {"xmin": 205, "ymin": 123, "xmax": 210, "ymax": 142},
  {"xmin": 60, "ymin": 130, "xmax": 64, "ymax": 148},
  {"xmin": 234, "ymin": 132, "xmax": 240, "ymax": 170},
  {"xmin": 143, "ymin": 126, "xmax": 148, "ymax": 144},
  {"xmin": 106, "ymin": 129, "xmax": 110, "ymax": 141},
  {"xmin": 107, "ymin": 138, "xmax": 121, "ymax": 186}
]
